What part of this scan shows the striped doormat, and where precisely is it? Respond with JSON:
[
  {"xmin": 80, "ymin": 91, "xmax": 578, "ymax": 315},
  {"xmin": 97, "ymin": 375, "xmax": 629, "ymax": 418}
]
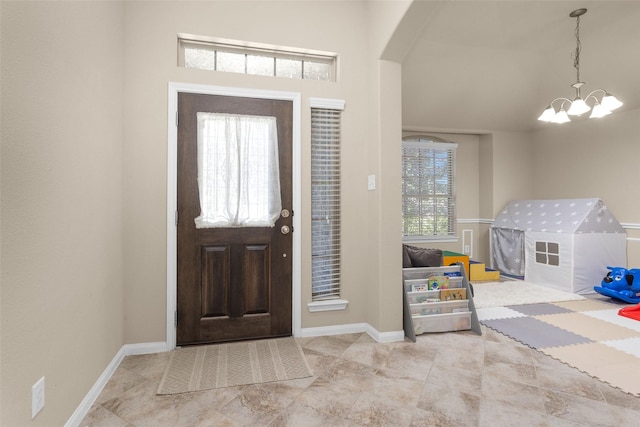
[{"xmin": 157, "ymin": 337, "xmax": 312, "ymax": 394}]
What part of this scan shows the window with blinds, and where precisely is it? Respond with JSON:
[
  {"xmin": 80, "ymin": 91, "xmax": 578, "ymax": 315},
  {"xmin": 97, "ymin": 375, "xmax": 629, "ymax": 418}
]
[
  {"xmin": 311, "ymin": 106, "xmax": 342, "ymax": 301},
  {"xmin": 402, "ymin": 137, "xmax": 457, "ymax": 240}
]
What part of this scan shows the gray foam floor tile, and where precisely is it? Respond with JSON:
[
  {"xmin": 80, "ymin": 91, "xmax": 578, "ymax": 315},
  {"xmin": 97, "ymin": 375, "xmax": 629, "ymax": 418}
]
[
  {"xmin": 506, "ymin": 303, "xmax": 574, "ymax": 316},
  {"xmin": 481, "ymin": 316, "xmax": 593, "ymax": 349}
]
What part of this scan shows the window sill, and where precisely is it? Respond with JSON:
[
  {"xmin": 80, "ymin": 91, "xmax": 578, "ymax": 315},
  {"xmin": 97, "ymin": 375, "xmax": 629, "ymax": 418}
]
[
  {"xmin": 403, "ymin": 237, "xmax": 459, "ymax": 244},
  {"xmin": 307, "ymin": 299, "xmax": 349, "ymax": 313}
]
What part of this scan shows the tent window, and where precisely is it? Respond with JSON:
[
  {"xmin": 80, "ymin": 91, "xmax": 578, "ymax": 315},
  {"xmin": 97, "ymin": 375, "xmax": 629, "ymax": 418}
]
[
  {"xmin": 535, "ymin": 241, "xmax": 560, "ymax": 266},
  {"xmin": 402, "ymin": 136, "xmax": 457, "ymax": 241}
]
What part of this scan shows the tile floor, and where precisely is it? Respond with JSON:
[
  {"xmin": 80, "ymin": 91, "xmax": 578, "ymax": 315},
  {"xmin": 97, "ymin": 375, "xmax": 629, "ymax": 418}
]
[{"xmin": 81, "ymin": 327, "xmax": 640, "ymax": 426}]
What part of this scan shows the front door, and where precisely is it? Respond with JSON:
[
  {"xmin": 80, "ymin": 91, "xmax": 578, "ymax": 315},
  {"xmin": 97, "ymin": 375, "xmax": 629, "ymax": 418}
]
[{"xmin": 177, "ymin": 93, "xmax": 293, "ymax": 346}]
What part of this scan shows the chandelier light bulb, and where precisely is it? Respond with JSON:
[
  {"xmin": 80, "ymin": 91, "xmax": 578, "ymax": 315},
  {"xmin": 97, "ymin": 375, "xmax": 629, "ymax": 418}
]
[
  {"xmin": 537, "ymin": 106, "xmax": 556, "ymax": 122},
  {"xmin": 552, "ymin": 109, "xmax": 571, "ymax": 124},
  {"xmin": 601, "ymin": 94, "xmax": 623, "ymax": 111},
  {"xmin": 590, "ymin": 103, "xmax": 611, "ymax": 118},
  {"xmin": 567, "ymin": 98, "xmax": 590, "ymax": 116}
]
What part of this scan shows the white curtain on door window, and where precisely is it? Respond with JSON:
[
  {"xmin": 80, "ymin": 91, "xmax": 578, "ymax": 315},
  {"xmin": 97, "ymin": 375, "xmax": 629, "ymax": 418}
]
[{"xmin": 195, "ymin": 113, "xmax": 281, "ymax": 228}]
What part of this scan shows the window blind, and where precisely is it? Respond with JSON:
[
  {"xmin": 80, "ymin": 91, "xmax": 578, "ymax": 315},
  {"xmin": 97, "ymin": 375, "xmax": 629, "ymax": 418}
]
[
  {"xmin": 402, "ymin": 139, "xmax": 457, "ymax": 239},
  {"xmin": 311, "ymin": 108, "xmax": 342, "ymax": 300}
]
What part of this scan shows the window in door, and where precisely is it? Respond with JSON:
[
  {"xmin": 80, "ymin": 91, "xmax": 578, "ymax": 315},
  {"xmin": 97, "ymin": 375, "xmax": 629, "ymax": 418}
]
[{"xmin": 194, "ymin": 113, "xmax": 282, "ymax": 228}]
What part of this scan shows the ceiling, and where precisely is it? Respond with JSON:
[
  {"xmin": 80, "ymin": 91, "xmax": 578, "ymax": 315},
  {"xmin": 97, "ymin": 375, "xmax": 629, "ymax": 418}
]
[{"xmin": 399, "ymin": 1, "xmax": 640, "ymax": 132}]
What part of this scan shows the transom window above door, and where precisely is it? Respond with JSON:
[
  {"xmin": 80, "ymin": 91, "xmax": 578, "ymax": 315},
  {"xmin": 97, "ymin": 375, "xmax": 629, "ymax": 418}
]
[{"xmin": 178, "ymin": 34, "xmax": 338, "ymax": 82}]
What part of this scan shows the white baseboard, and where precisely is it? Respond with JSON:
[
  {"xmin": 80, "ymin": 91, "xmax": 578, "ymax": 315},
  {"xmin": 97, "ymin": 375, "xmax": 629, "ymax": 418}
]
[
  {"xmin": 65, "ymin": 342, "xmax": 168, "ymax": 427},
  {"xmin": 299, "ymin": 322, "xmax": 405, "ymax": 343},
  {"xmin": 299, "ymin": 322, "xmax": 368, "ymax": 338},
  {"xmin": 365, "ymin": 324, "xmax": 405, "ymax": 343},
  {"xmin": 64, "ymin": 347, "xmax": 126, "ymax": 427},
  {"xmin": 123, "ymin": 341, "xmax": 168, "ymax": 356}
]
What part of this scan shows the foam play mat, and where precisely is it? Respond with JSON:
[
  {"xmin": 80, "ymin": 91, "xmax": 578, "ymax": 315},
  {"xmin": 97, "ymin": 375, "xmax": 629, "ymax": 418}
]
[{"xmin": 477, "ymin": 299, "xmax": 640, "ymax": 396}]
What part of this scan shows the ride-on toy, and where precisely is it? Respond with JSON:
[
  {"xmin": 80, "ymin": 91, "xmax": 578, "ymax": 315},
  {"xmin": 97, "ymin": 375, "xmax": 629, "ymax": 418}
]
[
  {"xmin": 594, "ymin": 266, "xmax": 640, "ymax": 304},
  {"xmin": 619, "ymin": 304, "xmax": 640, "ymax": 321}
]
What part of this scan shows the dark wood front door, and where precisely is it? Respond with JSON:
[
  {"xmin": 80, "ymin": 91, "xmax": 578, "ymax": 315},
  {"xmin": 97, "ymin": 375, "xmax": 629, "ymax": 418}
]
[{"xmin": 177, "ymin": 93, "xmax": 293, "ymax": 346}]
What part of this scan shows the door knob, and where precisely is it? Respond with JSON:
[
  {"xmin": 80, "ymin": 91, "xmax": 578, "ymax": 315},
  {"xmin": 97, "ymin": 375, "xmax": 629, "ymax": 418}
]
[{"xmin": 281, "ymin": 225, "xmax": 291, "ymax": 235}]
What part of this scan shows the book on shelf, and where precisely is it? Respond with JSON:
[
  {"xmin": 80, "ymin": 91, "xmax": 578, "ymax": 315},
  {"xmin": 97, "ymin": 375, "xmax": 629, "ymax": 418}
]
[
  {"xmin": 440, "ymin": 288, "xmax": 467, "ymax": 301},
  {"xmin": 427, "ymin": 276, "xmax": 449, "ymax": 290},
  {"xmin": 411, "ymin": 284, "xmax": 428, "ymax": 292}
]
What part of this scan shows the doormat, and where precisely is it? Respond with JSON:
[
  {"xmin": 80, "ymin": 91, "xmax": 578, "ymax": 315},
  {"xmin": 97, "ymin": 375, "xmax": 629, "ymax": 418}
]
[
  {"xmin": 477, "ymin": 299, "xmax": 640, "ymax": 396},
  {"xmin": 472, "ymin": 280, "xmax": 585, "ymax": 309},
  {"xmin": 157, "ymin": 337, "xmax": 312, "ymax": 395}
]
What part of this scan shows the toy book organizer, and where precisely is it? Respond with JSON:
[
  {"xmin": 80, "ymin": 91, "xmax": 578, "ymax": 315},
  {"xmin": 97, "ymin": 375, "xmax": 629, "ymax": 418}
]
[{"xmin": 402, "ymin": 263, "xmax": 481, "ymax": 341}]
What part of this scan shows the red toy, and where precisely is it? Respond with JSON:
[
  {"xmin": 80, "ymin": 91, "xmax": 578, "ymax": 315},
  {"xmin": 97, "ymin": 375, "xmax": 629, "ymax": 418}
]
[{"xmin": 618, "ymin": 304, "xmax": 640, "ymax": 321}]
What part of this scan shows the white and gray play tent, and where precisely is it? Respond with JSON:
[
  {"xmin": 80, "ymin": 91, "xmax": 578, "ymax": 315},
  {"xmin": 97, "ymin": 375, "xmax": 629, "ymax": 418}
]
[{"xmin": 491, "ymin": 198, "xmax": 626, "ymax": 294}]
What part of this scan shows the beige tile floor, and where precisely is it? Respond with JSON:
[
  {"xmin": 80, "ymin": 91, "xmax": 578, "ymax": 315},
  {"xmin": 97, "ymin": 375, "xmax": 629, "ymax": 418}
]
[{"xmin": 81, "ymin": 327, "xmax": 640, "ymax": 426}]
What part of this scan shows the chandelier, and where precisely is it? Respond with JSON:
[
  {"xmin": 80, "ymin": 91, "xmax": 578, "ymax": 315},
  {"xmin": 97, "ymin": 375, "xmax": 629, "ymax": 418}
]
[{"xmin": 538, "ymin": 8, "xmax": 623, "ymax": 123}]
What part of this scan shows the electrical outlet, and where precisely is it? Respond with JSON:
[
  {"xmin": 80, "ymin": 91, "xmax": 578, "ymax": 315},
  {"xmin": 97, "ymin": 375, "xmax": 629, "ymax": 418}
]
[
  {"xmin": 464, "ymin": 245, "xmax": 470, "ymax": 254},
  {"xmin": 32, "ymin": 376, "xmax": 45, "ymax": 419}
]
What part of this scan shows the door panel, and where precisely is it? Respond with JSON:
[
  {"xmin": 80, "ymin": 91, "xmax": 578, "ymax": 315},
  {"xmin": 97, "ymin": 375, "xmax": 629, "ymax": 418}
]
[
  {"xmin": 177, "ymin": 93, "xmax": 293, "ymax": 345},
  {"xmin": 200, "ymin": 245, "xmax": 229, "ymax": 317}
]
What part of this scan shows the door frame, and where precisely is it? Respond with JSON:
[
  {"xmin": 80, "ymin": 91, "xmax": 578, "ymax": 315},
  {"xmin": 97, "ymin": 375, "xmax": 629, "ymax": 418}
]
[{"xmin": 166, "ymin": 82, "xmax": 302, "ymax": 350}]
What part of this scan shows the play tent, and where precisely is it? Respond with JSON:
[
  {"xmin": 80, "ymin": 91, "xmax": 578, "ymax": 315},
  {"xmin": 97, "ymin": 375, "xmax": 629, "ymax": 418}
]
[{"xmin": 491, "ymin": 198, "xmax": 626, "ymax": 294}]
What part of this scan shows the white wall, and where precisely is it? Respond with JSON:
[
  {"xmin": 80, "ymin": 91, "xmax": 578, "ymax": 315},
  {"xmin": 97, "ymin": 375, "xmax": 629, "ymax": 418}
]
[
  {"xmin": 0, "ymin": 0, "xmax": 402, "ymax": 423},
  {"xmin": 491, "ymin": 131, "xmax": 534, "ymax": 214},
  {"xmin": 532, "ymin": 108, "xmax": 640, "ymax": 266},
  {"xmin": 1, "ymin": 2, "xmax": 414, "ymax": 423},
  {"xmin": 121, "ymin": 0, "xmax": 401, "ymax": 340},
  {"xmin": 366, "ymin": 59, "xmax": 404, "ymax": 333},
  {"xmin": 1, "ymin": 2, "xmax": 125, "ymax": 425},
  {"xmin": 5, "ymin": 0, "xmax": 596, "ymax": 423}
]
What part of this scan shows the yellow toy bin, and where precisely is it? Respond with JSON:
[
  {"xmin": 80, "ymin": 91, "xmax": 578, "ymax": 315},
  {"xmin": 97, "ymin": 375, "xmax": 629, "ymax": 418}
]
[{"xmin": 442, "ymin": 251, "xmax": 469, "ymax": 277}]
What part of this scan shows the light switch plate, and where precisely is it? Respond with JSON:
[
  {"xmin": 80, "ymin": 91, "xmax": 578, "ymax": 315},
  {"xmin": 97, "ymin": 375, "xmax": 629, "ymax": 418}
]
[{"xmin": 367, "ymin": 174, "xmax": 376, "ymax": 191}]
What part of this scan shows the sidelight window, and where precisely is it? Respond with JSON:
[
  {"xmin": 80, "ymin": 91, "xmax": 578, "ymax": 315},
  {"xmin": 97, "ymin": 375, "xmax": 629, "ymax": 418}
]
[{"xmin": 311, "ymin": 101, "xmax": 344, "ymax": 301}]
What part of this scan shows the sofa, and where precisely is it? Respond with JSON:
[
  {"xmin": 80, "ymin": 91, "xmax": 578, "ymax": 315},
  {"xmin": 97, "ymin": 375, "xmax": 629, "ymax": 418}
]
[{"xmin": 402, "ymin": 244, "xmax": 442, "ymax": 268}]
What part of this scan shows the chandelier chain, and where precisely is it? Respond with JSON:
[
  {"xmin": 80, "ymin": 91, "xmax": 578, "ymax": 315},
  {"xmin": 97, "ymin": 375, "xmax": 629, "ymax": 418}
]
[{"xmin": 572, "ymin": 15, "xmax": 581, "ymax": 83}]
